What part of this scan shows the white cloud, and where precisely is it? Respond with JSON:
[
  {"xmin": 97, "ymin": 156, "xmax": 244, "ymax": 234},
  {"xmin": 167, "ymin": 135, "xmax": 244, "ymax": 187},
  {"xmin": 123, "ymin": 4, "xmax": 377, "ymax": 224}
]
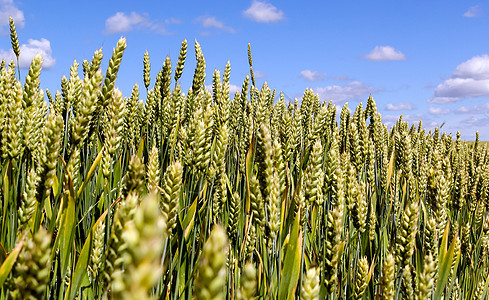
[
  {"xmin": 243, "ymin": 1, "xmax": 284, "ymax": 23},
  {"xmin": 314, "ymin": 81, "xmax": 375, "ymax": 103},
  {"xmin": 196, "ymin": 16, "xmax": 235, "ymax": 33},
  {"xmin": 460, "ymin": 116, "xmax": 489, "ymax": 127},
  {"xmin": 165, "ymin": 18, "xmax": 182, "ymax": 24},
  {"xmin": 229, "ymin": 84, "xmax": 240, "ymax": 94},
  {"xmin": 385, "ymin": 102, "xmax": 413, "ymax": 111},
  {"xmin": 428, "ymin": 96, "xmax": 458, "ymax": 104},
  {"xmin": 299, "ymin": 69, "xmax": 326, "ymax": 82},
  {"xmin": 382, "ymin": 113, "xmax": 425, "ymax": 127},
  {"xmin": 253, "ymin": 70, "xmax": 266, "ymax": 78},
  {"xmin": 105, "ymin": 12, "xmax": 142, "ymax": 33},
  {"xmin": 429, "ymin": 55, "xmax": 489, "ymax": 103},
  {"xmin": 0, "ymin": 38, "xmax": 55, "ymax": 69},
  {"xmin": 333, "ymin": 75, "xmax": 351, "ymax": 81},
  {"xmin": 383, "ymin": 113, "xmax": 423, "ymax": 122},
  {"xmin": 456, "ymin": 103, "xmax": 489, "ymax": 114},
  {"xmin": 429, "ymin": 106, "xmax": 450, "ymax": 115},
  {"xmin": 104, "ymin": 12, "xmax": 167, "ymax": 34},
  {"xmin": 0, "ymin": 0, "xmax": 24, "ymax": 34},
  {"xmin": 205, "ymin": 84, "xmax": 241, "ymax": 95},
  {"xmin": 364, "ymin": 46, "xmax": 407, "ymax": 61},
  {"xmin": 452, "ymin": 55, "xmax": 489, "ymax": 80},
  {"xmin": 431, "ymin": 78, "xmax": 489, "ymax": 103},
  {"xmin": 464, "ymin": 5, "xmax": 481, "ymax": 18}
]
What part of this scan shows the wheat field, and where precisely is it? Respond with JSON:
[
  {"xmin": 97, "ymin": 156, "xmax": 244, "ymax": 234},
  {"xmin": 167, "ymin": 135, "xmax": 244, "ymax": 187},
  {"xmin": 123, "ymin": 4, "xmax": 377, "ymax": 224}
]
[{"xmin": 0, "ymin": 17, "xmax": 488, "ymax": 300}]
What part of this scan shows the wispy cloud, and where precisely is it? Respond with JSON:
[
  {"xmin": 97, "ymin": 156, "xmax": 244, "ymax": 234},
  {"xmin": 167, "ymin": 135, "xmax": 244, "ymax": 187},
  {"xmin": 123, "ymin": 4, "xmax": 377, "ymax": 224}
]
[
  {"xmin": 0, "ymin": 0, "xmax": 24, "ymax": 34},
  {"xmin": 456, "ymin": 103, "xmax": 489, "ymax": 114},
  {"xmin": 299, "ymin": 69, "xmax": 326, "ymax": 82},
  {"xmin": 229, "ymin": 84, "xmax": 241, "ymax": 94},
  {"xmin": 243, "ymin": 1, "xmax": 284, "ymax": 23},
  {"xmin": 253, "ymin": 70, "xmax": 266, "ymax": 78},
  {"xmin": 165, "ymin": 18, "xmax": 181, "ymax": 24},
  {"xmin": 314, "ymin": 81, "xmax": 376, "ymax": 103},
  {"xmin": 385, "ymin": 103, "xmax": 413, "ymax": 111},
  {"xmin": 333, "ymin": 75, "xmax": 351, "ymax": 81},
  {"xmin": 383, "ymin": 114, "xmax": 424, "ymax": 123},
  {"xmin": 382, "ymin": 113, "xmax": 427, "ymax": 128},
  {"xmin": 104, "ymin": 12, "xmax": 168, "ymax": 34},
  {"xmin": 206, "ymin": 83, "xmax": 241, "ymax": 95},
  {"xmin": 428, "ymin": 106, "xmax": 450, "ymax": 115},
  {"xmin": 464, "ymin": 5, "xmax": 481, "ymax": 18},
  {"xmin": 196, "ymin": 16, "xmax": 235, "ymax": 33},
  {"xmin": 0, "ymin": 38, "xmax": 55, "ymax": 69},
  {"xmin": 460, "ymin": 116, "xmax": 489, "ymax": 128},
  {"xmin": 364, "ymin": 46, "xmax": 407, "ymax": 61},
  {"xmin": 429, "ymin": 54, "xmax": 489, "ymax": 103}
]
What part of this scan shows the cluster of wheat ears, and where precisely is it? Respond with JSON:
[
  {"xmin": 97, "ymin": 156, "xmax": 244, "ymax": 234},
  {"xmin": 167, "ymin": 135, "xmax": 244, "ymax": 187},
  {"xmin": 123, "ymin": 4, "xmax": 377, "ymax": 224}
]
[{"xmin": 0, "ymin": 16, "xmax": 488, "ymax": 300}]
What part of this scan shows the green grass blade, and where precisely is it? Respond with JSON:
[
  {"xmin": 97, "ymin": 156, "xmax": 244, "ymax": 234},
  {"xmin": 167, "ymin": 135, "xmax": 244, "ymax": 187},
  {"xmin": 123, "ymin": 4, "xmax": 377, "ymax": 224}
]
[
  {"xmin": 0, "ymin": 237, "xmax": 23, "ymax": 287},
  {"xmin": 66, "ymin": 210, "xmax": 108, "ymax": 300},
  {"xmin": 77, "ymin": 147, "xmax": 104, "ymax": 198},
  {"xmin": 434, "ymin": 231, "xmax": 457, "ymax": 300},
  {"xmin": 58, "ymin": 191, "xmax": 76, "ymax": 279},
  {"xmin": 182, "ymin": 197, "xmax": 197, "ymax": 242},
  {"xmin": 278, "ymin": 211, "xmax": 302, "ymax": 300}
]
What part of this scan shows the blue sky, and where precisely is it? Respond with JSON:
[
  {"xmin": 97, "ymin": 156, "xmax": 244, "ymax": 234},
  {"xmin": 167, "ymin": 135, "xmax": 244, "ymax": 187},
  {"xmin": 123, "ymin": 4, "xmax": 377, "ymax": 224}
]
[{"xmin": 1, "ymin": 0, "xmax": 489, "ymax": 139}]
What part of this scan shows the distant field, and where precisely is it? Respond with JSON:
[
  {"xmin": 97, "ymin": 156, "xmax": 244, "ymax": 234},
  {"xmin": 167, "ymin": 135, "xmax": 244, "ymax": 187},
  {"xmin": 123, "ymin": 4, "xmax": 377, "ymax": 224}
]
[{"xmin": 465, "ymin": 141, "xmax": 489, "ymax": 146}]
